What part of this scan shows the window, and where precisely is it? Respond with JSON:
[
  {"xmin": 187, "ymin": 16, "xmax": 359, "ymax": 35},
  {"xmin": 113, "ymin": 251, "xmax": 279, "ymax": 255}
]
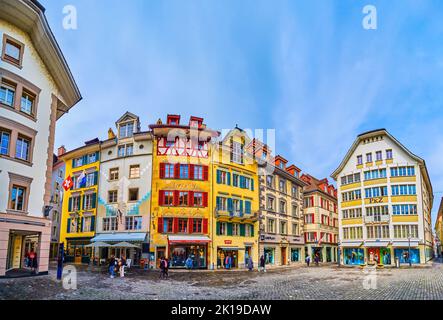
[
  {"xmin": 103, "ymin": 217, "xmax": 117, "ymax": 231},
  {"xmin": 179, "ymin": 164, "xmax": 189, "ymax": 179},
  {"xmin": 366, "ymin": 153, "xmax": 372, "ymax": 163},
  {"xmin": 109, "ymin": 168, "xmax": 119, "ymax": 181},
  {"xmin": 279, "ymin": 179, "xmax": 286, "ymax": 193},
  {"xmin": 364, "ymin": 169, "xmax": 387, "ymax": 180},
  {"xmin": 267, "ymin": 196, "xmax": 275, "ymax": 211},
  {"xmin": 364, "ymin": 186, "xmax": 388, "ymax": 198},
  {"xmin": 0, "ymin": 80, "xmax": 15, "ymax": 107},
  {"xmin": 366, "ymin": 225, "xmax": 390, "ymax": 239},
  {"xmin": 267, "ymin": 218, "xmax": 275, "ymax": 233},
  {"xmin": 164, "ymin": 191, "xmax": 174, "ymax": 206},
  {"xmin": 266, "ymin": 175, "xmax": 273, "ymax": 188},
  {"xmin": 193, "ymin": 165, "xmax": 203, "ymax": 180},
  {"xmin": 219, "ymin": 170, "xmax": 229, "ymax": 184},
  {"xmin": 129, "ymin": 165, "xmax": 140, "ymax": 178},
  {"xmin": 341, "ymin": 173, "xmax": 361, "ymax": 185},
  {"xmin": 163, "ymin": 218, "xmax": 174, "ymax": 233},
  {"xmin": 85, "ymin": 172, "xmax": 95, "ymax": 187},
  {"xmin": 9, "ymin": 185, "xmax": 26, "ymax": 211},
  {"xmin": 218, "ymin": 222, "xmax": 227, "ymax": 235},
  {"xmin": 73, "ymin": 157, "xmax": 83, "ymax": 168},
  {"xmin": 357, "ymin": 155, "xmax": 363, "ymax": 165},
  {"xmin": 165, "ymin": 164, "xmax": 174, "ymax": 178},
  {"xmin": 233, "ymin": 199, "xmax": 241, "ymax": 214},
  {"xmin": 391, "ymin": 166, "xmax": 415, "ymax": 177},
  {"xmin": 343, "ymin": 227, "xmax": 363, "ymax": 240},
  {"xmin": 178, "ymin": 219, "xmax": 188, "ymax": 233},
  {"xmin": 292, "ymin": 223, "xmax": 299, "ymax": 236},
  {"xmin": 88, "ymin": 153, "xmax": 97, "ymax": 163},
  {"xmin": 304, "ymin": 214, "xmax": 314, "ymax": 224},
  {"xmin": 0, "ymin": 130, "xmax": 10, "ymax": 155},
  {"xmin": 83, "ymin": 216, "xmax": 92, "ymax": 232},
  {"xmin": 393, "ymin": 204, "xmax": 417, "ymax": 215},
  {"xmin": 118, "ymin": 144, "xmax": 133, "ymax": 157},
  {"xmin": 119, "ymin": 122, "xmax": 134, "ymax": 138},
  {"xmin": 15, "ymin": 136, "xmax": 30, "ymax": 161},
  {"xmin": 391, "ymin": 184, "xmax": 416, "ymax": 196},
  {"xmin": 128, "ymin": 188, "xmax": 139, "ymax": 201},
  {"xmin": 193, "ymin": 192, "xmax": 203, "ymax": 207},
  {"xmin": 193, "ymin": 219, "xmax": 202, "ymax": 233},
  {"xmin": 125, "ymin": 216, "xmax": 142, "ymax": 230},
  {"xmin": 376, "ymin": 151, "xmax": 382, "ymax": 161},
  {"xmin": 2, "ymin": 35, "xmax": 24, "ymax": 66},
  {"xmin": 342, "ymin": 208, "xmax": 362, "ymax": 219},
  {"xmin": 279, "ymin": 200, "xmax": 286, "ymax": 214},
  {"xmin": 386, "ymin": 149, "xmax": 393, "ymax": 160},
  {"xmin": 291, "ymin": 185, "xmax": 298, "ymax": 198},
  {"xmin": 245, "ymin": 224, "xmax": 253, "ymax": 237},
  {"xmin": 292, "ymin": 204, "xmax": 298, "ymax": 217},
  {"xmin": 179, "ymin": 191, "xmax": 189, "ymax": 206},
  {"xmin": 217, "ymin": 197, "xmax": 228, "ymax": 211},
  {"xmin": 20, "ymin": 90, "xmax": 35, "ymax": 116},
  {"xmin": 108, "ymin": 190, "xmax": 118, "ymax": 203},
  {"xmin": 232, "ymin": 223, "xmax": 240, "ymax": 236},
  {"xmin": 393, "ymin": 225, "xmax": 418, "ymax": 238},
  {"xmin": 71, "ymin": 196, "xmax": 81, "ymax": 211},
  {"xmin": 84, "ymin": 194, "xmax": 93, "ymax": 210},
  {"xmin": 280, "ymin": 221, "xmax": 287, "ymax": 235},
  {"xmin": 232, "ymin": 141, "xmax": 243, "ymax": 164}
]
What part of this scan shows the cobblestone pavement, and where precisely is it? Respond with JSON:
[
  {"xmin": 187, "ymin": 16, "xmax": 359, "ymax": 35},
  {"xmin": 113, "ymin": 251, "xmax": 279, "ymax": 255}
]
[{"xmin": 1, "ymin": 261, "xmax": 443, "ymax": 300}]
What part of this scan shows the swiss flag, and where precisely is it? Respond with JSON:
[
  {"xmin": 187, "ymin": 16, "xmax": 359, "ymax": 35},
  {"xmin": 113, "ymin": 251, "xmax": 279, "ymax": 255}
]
[{"xmin": 62, "ymin": 175, "xmax": 73, "ymax": 191}]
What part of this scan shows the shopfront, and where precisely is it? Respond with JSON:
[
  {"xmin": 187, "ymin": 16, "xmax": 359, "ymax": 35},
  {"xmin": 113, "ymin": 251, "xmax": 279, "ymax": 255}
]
[
  {"xmin": 264, "ymin": 247, "xmax": 275, "ymax": 265},
  {"xmin": 168, "ymin": 235, "xmax": 211, "ymax": 269},
  {"xmin": 217, "ymin": 247, "xmax": 240, "ymax": 269},
  {"xmin": 365, "ymin": 241, "xmax": 391, "ymax": 265},
  {"xmin": 343, "ymin": 248, "xmax": 364, "ymax": 265},
  {"xmin": 312, "ymin": 247, "xmax": 323, "ymax": 261},
  {"xmin": 65, "ymin": 238, "xmax": 92, "ymax": 264},
  {"xmin": 290, "ymin": 248, "xmax": 300, "ymax": 262},
  {"xmin": 394, "ymin": 248, "xmax": 420, "ymax": 264}
]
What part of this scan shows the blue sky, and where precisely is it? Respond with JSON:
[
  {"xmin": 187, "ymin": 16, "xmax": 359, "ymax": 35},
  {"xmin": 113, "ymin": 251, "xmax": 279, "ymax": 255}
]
[{"xmin": 42, "ymin": 0, "xmax": 443, "ymax": 226}]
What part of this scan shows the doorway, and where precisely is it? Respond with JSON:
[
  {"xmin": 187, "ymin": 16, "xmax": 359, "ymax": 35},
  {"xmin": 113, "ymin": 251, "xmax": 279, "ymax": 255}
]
[
  {"xmin": 156, "ymin": 246, "xmax": 166, "ymax": 268},
  {"xmin": 281, "ymin": 247, "xmax": 287, "ymax": 265}
]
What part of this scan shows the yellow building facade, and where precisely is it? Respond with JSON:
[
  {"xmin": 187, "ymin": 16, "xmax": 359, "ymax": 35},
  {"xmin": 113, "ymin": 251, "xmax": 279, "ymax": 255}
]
[
  {"xmin": 211, "ymin": 128, "xmax": 260, "ymax": 269},
  {"xmin": 149, "ymin": 115, "xmax": 219, "ymax": 269},
  {"xmin": 59, "ymin": 139, "xmax": 100, "ymax": 264},
  {"xmin": 435, "ymin": 198, "xmax": 443, "ymax": 257}
]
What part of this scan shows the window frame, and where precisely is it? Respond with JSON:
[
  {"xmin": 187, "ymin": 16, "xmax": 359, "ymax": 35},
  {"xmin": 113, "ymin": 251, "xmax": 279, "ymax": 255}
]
[{"xmin": 2, "ymin": 34, "xmax": 25, "ymax": 68}]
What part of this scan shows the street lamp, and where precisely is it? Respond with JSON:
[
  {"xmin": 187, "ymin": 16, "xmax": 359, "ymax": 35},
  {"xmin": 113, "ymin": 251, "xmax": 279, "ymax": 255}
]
[{"xmin": 408, "ymin": 233, "xmax": 412, "ymax": 267}]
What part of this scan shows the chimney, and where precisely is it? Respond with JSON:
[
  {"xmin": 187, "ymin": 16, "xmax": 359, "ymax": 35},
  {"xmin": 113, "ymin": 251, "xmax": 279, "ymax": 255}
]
[{"xmin": 57, "ymin": 145, "xmax": 66, "ymax": 157}]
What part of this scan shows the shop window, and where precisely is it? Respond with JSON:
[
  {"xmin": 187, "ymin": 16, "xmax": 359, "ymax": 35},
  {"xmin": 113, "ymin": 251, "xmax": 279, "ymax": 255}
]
[
  {"xmin": 343, "ymin": 248, "xmax": 364, "ymax": 265},
  {"xmin": 291, "ymin": 249, "xmax": 300, "ymax": 262}
]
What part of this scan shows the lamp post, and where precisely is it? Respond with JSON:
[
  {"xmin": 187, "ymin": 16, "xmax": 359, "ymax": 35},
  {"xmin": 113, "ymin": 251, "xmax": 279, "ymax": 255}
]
[{"xmin": 408, "ymin": 233, "xmax": 412, "ymax": 267}]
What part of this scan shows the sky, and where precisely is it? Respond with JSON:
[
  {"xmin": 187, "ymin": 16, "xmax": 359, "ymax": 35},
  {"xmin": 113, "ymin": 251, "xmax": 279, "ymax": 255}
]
[{"xmin": 41, "ymin": 0, "xmax": 443, "ymax": 226}]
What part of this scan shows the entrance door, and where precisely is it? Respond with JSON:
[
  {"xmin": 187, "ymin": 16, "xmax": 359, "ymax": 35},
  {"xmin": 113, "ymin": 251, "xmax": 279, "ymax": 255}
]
[
  {"xmin": 326, "ymin": 247, "xmax": 332, "ymax": 262},
  {"xmin": 281, "ymin": 247, "xmax": 286, "ymax": 265},
  {"xmin": 367, "ymin": 248, "xmax": 380, "ymax": 265}
]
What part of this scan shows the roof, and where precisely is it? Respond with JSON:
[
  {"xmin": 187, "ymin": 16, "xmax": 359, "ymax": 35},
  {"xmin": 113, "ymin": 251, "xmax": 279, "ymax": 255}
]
[
  {"xmin": 0, "ymin": 0, "xmax": 82, "ymax": 117},
  {"xmin": 330, "ymin": 129, "xmax": 433, "ymax": 200},
  {"xmin": 302, "ymin": 173, "xmax": 337, "ymax": 199}
]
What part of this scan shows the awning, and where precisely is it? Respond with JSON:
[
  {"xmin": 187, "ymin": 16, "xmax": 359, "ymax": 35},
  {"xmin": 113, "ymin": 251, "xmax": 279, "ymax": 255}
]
[
  {"xmin": 365, "ymin": 241, "xmax": 390, "ymax": 247},
  {"xmin": 340, "ymin": 241, "xmax": 364, "ymax": 248},
  {"xmin": 218, "ymin": 247, "xmax": 245, "ymax": 250},
  {"xmin": 392, "ymin": 241, "xmax": 420, "ymax": 247},
  {"xmin": 91, "ymin": 232, "xmax": 147, "ymax": 243},
  {"xmin": 112, "ymin": 242, "xmax": 140, "ymax": 248},
  {"xmin": 168, "ymin": 235, "xmax": 211, "ymax": 244},
  {"xmin": 84, "ymin": 241, "xmax": 111, "ymax": 248}
]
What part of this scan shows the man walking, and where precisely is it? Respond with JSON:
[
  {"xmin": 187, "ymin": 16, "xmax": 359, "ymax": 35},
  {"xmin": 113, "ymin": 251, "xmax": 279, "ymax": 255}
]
[
  {"xmin": 109, "ymin": 255, "xmax": 116, "ymax": 279},
  {"xmin": 305, "ymin": 254, "xmax": 311, "ymax": 267}
]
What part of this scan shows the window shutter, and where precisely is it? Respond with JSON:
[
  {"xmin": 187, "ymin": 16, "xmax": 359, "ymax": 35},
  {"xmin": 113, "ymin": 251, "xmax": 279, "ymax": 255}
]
[
  {"xmin": 82, "ymin": 195, "xmax": 85, "ymax": 210},
  {"xmin": 159, "ymin": 191, "xmax": 165, "ymax": 206},
  {"xmin": 72, "ymin": 159, "xmax": 76, "ymax": 168},
  {"xmin": 91, "ymin": 216, "xmax": 96, "ymax": 232},
  {"xmin": 311, "ymin": 196, "xmax": 314, "ymax": 207},
  {"xmin": 227, "ymin": 172, "xmax": 231, "ymax": 185},
  {"xmin": 312, "ymin": 214, "xmax": 315, "ymax": 224},
  {"xmin": 189, "ymin": 191, "xmax": 194, "ymax": 207},
  {"xmin": 173, "ymin": 218, "xmax": 178, "ymax": 233},
  {"xmin": 227, "ymin": 198, "xmax": 233, "ymax": 213},
  {"xmin": 216, "ymin": 170, "xmax": 221, "ymax": 184},
  {"xmin": 239, "ymin": 200, "xmax": 243, "ymax": 214},
  {"xmin": 158, "ymin": 217, "xmax": 163, "ymax": 233},
  {"xmin": 77, "ymin": 217, "xmax": 82, "ymax": 233},
  {"xmin": 68, "ymin": 197, "xmax": 72, "ymax": 212},
  {"xmin": 189, "ymin": 165, "xmax": 194, "ymax": 180},
  {"xmin": 203, "ymin": 192, "xmax": 208, "ymax": 207},
  {"xmin": 245, "ymin": 201, "xmax": 251, "ymax": 214},
  {"xmin": 173, "ymin": 190, "xmax": 179, "ymax": 206},
  {"xmin": 203, "ymin": 219, "xmax": 208, "ymax": 234},
  {"xmin": 251, "ymin": 178, "xmax": 254, "ymax": 191},
  {"xmin": 203, "ymin": 166, "xmax": 208, "ymax": 181},
  {"xmin": 92, "ymin": 193, "xmax": 97, "ymax": 209},
  {"xmin": 159, "ymin": 163, "xmax": 165, "ymax": 179},
  {"xmin": 216, "ymin": 221, "xmax": 220, "ymax": 235},
  {"xmin": 227, "ymin": 223, "xmax": 233, "ymax": 236},
  {"xmin": 94, "ymin": 171, "xmax": 98, "ymax": 185},
  {"xmin": 67, "ymin": 219, "xmax": 71, "ymax": 233},
  {"xmin": 233, "ymin": 174, "xmax": 238, "ymax": 187},
  {"xmin": 174, "ymin": 164, "xmax": 180, "ymax": 179},
  {"xmin": 95, "ymin": 151, "xmax": 100, "ymax": 161},
  {"xmin": 188, "ymin": 218, "xmax": 193, "ymax": 234},
  {"xmin": 216, "ymin": 196, "xmax": 221, "ymax": 210},
  {"xmin": 250, "ymin": 224, "xmax": 254, "ymax": 237},
  {"xmin": 82, "ymin": 155, "xmax": 88, "ymax": 165},
  {"xmin": 240, "ymin": 224, "xmax": 245, "ymax": 237}
]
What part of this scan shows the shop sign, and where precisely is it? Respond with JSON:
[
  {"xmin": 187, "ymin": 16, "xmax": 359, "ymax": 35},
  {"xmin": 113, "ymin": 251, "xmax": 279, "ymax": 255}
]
[{"xmin": 224, "ymin": 240, "xmax": 232, "ymax": 244}]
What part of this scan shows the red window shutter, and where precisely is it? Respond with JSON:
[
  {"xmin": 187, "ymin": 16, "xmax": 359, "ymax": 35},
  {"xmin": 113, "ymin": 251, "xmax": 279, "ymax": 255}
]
[
  {"xmin": 203, "ymin": 218, "xmax": 208, "ymax": 234},
  {"xmin": 189, "ymin": 191, "xmax": 194, "ymax": 207},
  {"xmin": 304, "ymin": 233, "xmax": 307, "ymax": 242},
  {"xmin": 311, "ymin": 196, "xmax": 314, "ymax": 207},
  {"xmin": 312, "ymin": 214, "xmax": 315, "ymax": 224},
  {"xmin": 189, "ymin": 165, "xmax": 194, "ymax": 180},
  {"xmin": 173, "ymin": 190, "xmax": 179, "ymax": 206},
  {"xmin": 173, "ymin": 217, "xmax": 178, "ymax": 233},
  {"xmin": 203, "ymin": 165, "xmax": 208, "ymax": 181},
  {"xmin": 188, "ymin": 218, "xmax": 193, "ymax": 234},
  {"xmin": 174, "ymin": 163, "xmax": 180, "ymax": 179},
  {"xmin": 203, "ymin": 192, "xmax": 208, "ymax": 207},
  {"xmin": 159, "ymin": 190, "xmax": 165, "ymax": 206},
  {"xmin": 159, "ymin": 163, "xmax": 165, "ymax": 179},
  {"xmin": 158, "ymin": 218, "xmax": 163, "ymax": 233}
]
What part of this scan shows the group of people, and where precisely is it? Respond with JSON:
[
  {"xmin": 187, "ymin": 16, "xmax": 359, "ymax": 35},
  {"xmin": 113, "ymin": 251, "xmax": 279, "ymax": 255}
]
[
  {"xmin": 24, "ymin": 250, "xmax": 38, "ymax": 273},
  {"xmin": 305, "ymin": 253, "xmax": 321, "ymax": 267},
  {"xmin": 108, "ymin": 255, "xmax": 127, "ymax": 278}
]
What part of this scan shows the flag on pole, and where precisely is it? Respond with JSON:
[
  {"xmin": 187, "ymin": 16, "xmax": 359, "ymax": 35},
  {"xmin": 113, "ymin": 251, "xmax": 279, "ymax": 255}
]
[
  {"xmin": 77, "ymin": 171, "xmax": 86, "ymax": 188},
  {"xmin": 62, "ymin": 176, "xmax": 73, "ymax": 191}
]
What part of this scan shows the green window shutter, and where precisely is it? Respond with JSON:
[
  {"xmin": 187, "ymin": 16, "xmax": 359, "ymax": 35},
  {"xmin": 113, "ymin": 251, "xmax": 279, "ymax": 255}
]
[
  {"xmin": 227, "ymin": 198, "xmax": 233, "ymax": 213},
  {"xmin": 245, "ymin": 201, "xmax": 251, "ymax": 214},
  {"xmin": 233, "ymin": 174, "xmax": 238, "ymax": 187},
  {"xmin": 91, "ymin": 216, "xmax": 96, "ymax": 232},
  {"xmin": 240, "ymin": 224, "xmax": 245, "ymax": 237},
  {"xmin": 72, "ymin": 159, "xmax": 76, "ymax": 168},
  {"xmin": 95, "ymin": 151, "xmax": 100, "ymax": 162},
  {"xmin": 68, "ymin": 197, "xmax": 72, "ymax": 212},
  {"xmin": 239, "ymin": 200, "xmax": 243, "ymax": 214},
  {"xmin": 251, "ymin": 179, "xmax": 254, "ymax": 191},
  {"xmin": 94, "ymin": 171, "xmax": 98, "ymax": 185},
  {"xmin": 227, "ymin": 172, "xmax": 231, "ymax": 185},
  {"xmin": 82, "ymin": 195, "xmax": 85, "ymax": 210},
  {"xmin": 227, "ymin": 223, "xmax": 233, "ymax": 236},
  {"xmin": 251, "ymin": 224, "xmax": 254, "ymax": 237},
  {"xmin": 216, "ymin": 222, "xmax": 220, "ymax": 235},
  {"xmin": 216, "ymin": 170, "xmax": 221, "ymax": 184},
  {"xmin": 82, "ymin": 155, "xmax": 87, "ymax": 165},
  {"xmin": 67, "ymin": 218, "xmax": 71, "ymax": 233},
  {"xmin": 216, "ymin": 197, "xmax": 221, "ymax": 210},
  {"xmin": 92, "ymin": 193, "xmax": 97, "ymax": 209}
]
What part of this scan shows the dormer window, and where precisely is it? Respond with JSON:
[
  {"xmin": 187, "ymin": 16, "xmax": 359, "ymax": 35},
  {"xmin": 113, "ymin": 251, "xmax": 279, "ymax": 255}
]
[
  {"xmin": 189, "ymin": 116, "xmax": 203, "ymax": 128},
  {"xmin": 167, "ymin": 115, "xmax": 181, "ymax": 125},
  {"xmin": 232, "ymin": 141, "xmax": 244, "ymax": 164},
  {"xmin": 262, "ymin": 151, "xmax": 267, "ymax": 160},
  {"xmin": 279, "ymin": 162, "xmax": 285, "ymax": 169},
  {"xmin": 119, "ymin": 122, "xmax": 134, "ymax": 138}
]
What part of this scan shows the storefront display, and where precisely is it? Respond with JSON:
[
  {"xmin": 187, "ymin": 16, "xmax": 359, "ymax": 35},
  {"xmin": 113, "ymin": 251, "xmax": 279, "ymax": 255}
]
[
  {"xmin": 291, "ymin": 248, "xmax": 300, "ymax": 262},
  {"xmin": 264, "ymin": 247, "xmax": 275, "ymax": 264},
  {"xmin": 217, "ymin": 249, "xmax": 239, "ymax": 268},
  {"xmin": 170, "ymin": 245, "xmax": 207, "ymax": 269},
  {"xmin": 394, "ymin": 248, "xmax": 420, "ymax": 264},
  {"xmin": 343, "ymin": 248, "xmax": 364, "ymax": 265}
]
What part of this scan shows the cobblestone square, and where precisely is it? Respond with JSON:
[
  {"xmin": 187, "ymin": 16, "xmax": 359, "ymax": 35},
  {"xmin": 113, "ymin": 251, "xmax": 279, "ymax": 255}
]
[{"xmin": 1, "ymin": 261, "xmax": 443, "ymax": 300}]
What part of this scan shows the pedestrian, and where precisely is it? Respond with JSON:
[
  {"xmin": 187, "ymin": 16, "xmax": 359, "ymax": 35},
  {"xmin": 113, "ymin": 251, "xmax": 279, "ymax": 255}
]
[
  {"xmin": 109, "ymin": 255, "xmax": 116, "ymax": 279},
  {"xmin": 314, "ymin": 253, "xmax": 319, "ymax": 266},
  {"xmin": 305, "ymin": 254, "xmax": 311, "ymax": 267},
  {"xmin": 247, "ymin": 257, "xmax": 253, "ymax": 271},
  {"xmin": 259, "ymin": 255, "xmax": 266, "ymax": 272},
  {"xmin": 164, "ymin": 257, "xmax": 169, "ymax": 279},
  {"xmin": 185, "ymin": 256, "xmax": 193, "ymax": 270},
  {"xmin": 225, "ymin": 255, "xmax": 230, "ymax": 269},
  {"xmin": 159, "ymin": 257, "xmax": 166, "ymax": 279},
  {"xmin": 120, "ymin": 255, "xmax": 127, "ymax": 278},
  {"xmin": 29, "ymin": 250, "xmax": 36, "ymax": 272}
]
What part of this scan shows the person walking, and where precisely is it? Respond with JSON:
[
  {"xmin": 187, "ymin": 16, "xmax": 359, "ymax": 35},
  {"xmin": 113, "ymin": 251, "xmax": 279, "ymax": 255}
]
[
  {"xmin": 185, "ymin": 256, "xmax": 193, "ymax": 270},
  {"xmin": 109, "ymin": 255, "xmax": 116, "ymax": 279},
  {"xmin": 259, "ymin": 255, "xmax": 266, "ymax": 272},
  {"xmin": 164, "ymin": 257, "xmax": 169, "ymax": 279},
  {"xmin": 314, "ymin": 253, "xmax": 320, "ymax": 266},
  {"xmin": 247, "ymin": 257, "xmax": 254, "ymax": 271},
  {"xmin": 305, "ymin": 254, "xmax": 311, "ymax": 267},
  {"xmin": 120, "ymin": 255, "xmax": 127, "ymax": 278},
  {"xmin": 159, "ymin": 257, "xmax": 166, "ymax": 279}
]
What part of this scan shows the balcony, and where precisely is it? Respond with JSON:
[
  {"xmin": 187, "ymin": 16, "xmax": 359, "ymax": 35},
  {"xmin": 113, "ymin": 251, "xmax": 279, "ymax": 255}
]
[
  {"xmin": 364, "ymin": 215, "xmax": 390, "ymax": 224},
  {"xmin": 215, "ymin": 209, "xmax": 259, "ymax": 222}
]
